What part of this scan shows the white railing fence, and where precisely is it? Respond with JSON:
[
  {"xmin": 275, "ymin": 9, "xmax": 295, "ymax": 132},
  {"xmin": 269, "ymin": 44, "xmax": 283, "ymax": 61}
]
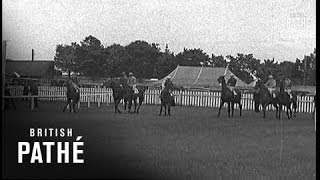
[{"xmin": 8, "ymin": 86, "xmax": 315, "ymax": 113}]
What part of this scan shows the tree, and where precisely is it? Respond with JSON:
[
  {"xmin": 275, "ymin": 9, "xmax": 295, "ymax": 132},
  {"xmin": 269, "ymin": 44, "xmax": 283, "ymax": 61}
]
[
  {"xmin": 175, "ymin": 48, "xmax": 210, "ymax": 67},
  {"xmin": 125, "ymin": 40, "xmax": 161, "ymax": 78},
  {"xmin": 105, "ymin": 44, "xmax": 131, "ymax": 77},
  {"xmin": 154, "ymin": 45, "xmax": 177, "ymax": 79},
  {"xmin": 54, "ymin": 43, "xmax": 78, "ymax": 77},
  {"xmin": 78, "ymin": 35, "xmax": 106, "ymax": 79},
  {"xmin": 211, "ymin": 54, "xmax": 227, "ymax": 67}
]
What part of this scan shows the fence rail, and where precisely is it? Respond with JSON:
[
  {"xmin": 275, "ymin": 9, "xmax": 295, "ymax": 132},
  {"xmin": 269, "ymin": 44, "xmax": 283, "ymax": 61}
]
[{"xmin": 7, "ymin": 86, "xmax": 315, "ymax": 113}]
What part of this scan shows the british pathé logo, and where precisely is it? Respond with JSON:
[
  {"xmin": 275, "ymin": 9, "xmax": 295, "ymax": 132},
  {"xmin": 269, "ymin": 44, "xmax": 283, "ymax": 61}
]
[{"xmin": 18, "ymin": 128, "xmax": 84, "ymax": 164}]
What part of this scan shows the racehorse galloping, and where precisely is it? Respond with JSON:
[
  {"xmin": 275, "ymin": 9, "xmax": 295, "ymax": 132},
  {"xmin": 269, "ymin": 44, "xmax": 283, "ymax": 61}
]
[
  {"xmin": 130, "ymin": 85, "xmax": 148, "ymax": 113},
  {"xmin": 217, "ymin": 76, "xmax": 242, "ymax": 117},
  {"xmin": 63, "ymin": 81, "xmax": 80, "ymax": 113},
  {"xmin": 253, "ymin": 79, "xmax": 278, "ymax": 118}
]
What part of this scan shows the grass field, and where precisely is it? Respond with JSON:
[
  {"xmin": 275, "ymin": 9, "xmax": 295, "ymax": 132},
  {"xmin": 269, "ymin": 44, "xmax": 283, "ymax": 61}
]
[{"xmin": 2, "ymin": 101, "xmax": 316, "ymax": 179}]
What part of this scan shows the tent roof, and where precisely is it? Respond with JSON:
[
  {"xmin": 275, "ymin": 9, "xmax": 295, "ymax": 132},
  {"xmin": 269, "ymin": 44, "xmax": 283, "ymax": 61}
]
[
  {"xmin": 6, "ymin": 60, "xmax": 54, "ymax": 77},
  {"xmin": 151, "ymin": 66, "xmax": 252, "ymax": 90}
]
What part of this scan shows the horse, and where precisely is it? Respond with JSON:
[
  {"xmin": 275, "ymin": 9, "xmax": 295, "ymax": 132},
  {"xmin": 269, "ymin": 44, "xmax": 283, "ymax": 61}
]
[
  {"xmin": 217, "ymin": 76, "xmax": 242, "ymax": 117},
  {"xmin": 159, "ymin": 84, "xmax": 175, "ymax": 116},
  {"xmin": 109, "ymin": 79, "xmax": 126, "ymax": 113},
  {"xmin": 62, "ymin": 81, "xmax": 80, "ymax": 113},
  {"xmin": 253, "ymin": 79, "xmax": 279, "ymax": 118},
  {"xmin": 130, "ymin": 85, "xmax": 148, "ymax": 113},
  {"xmin": 276, "ymin": 81, "xmax": 299, "ymax": 119}
]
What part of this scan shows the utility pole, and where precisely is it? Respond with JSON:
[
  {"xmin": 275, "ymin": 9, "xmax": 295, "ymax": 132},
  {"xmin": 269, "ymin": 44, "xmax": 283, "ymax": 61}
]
[
  {"xmin": 32, "ymin": 49, "xmax": 34, "ymax": 61},
  {"xmin": 2, "ymin": 40, "xmax": 7, "ymax": 110},
  {"xmin": 303, "ymin": 57, "xmax": 307, "ymax": 86}
]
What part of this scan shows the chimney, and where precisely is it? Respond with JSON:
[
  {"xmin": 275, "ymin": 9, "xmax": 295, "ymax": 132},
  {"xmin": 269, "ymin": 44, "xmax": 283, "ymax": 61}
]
[{"xmin": 32, "ymin": 49, "xmax": 34, "ymax": 61}]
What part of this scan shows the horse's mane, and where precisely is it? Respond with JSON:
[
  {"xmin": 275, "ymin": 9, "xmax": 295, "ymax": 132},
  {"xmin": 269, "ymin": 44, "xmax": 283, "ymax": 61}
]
[{"xmin": 255, "ymin": 80, "xmax": 268, "ymax": 92}]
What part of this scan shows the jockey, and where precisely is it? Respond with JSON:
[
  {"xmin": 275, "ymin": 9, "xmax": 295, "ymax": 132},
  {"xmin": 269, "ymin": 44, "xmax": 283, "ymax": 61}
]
[
  {"xmin": 128, "ymin": 72, "xmax": 138, "ymax": 94},
  {"xmin": 227, "ymin": 74, "xmax": 237, "ymax": 95},
  {"xmin": 282, "ymin": 76, "xmax": 293, "ymax": 98},
  {"xmin": 70, "ymin": 79, "xmax": 80, "ymax": 93},
  {"xmin": 120, "ymin": 72, "xmax": 128, "ymax": 87},
  {"xmin": 162, "ymin": 77, "xmax": 174, "ymax": 96},
  {"xmin": 265, "ymin": 75, "xmax": 276, "ymax": 97}
]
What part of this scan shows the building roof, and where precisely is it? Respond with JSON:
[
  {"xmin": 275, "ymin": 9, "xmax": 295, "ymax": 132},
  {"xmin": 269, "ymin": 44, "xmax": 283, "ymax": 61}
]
[
  {"xmin": 151, "ymin": 65, "xmax": 252, "ymax": 90},
  {"xmin": 6, "ymin": 60, "xmax": 54, "ymax": 78}
]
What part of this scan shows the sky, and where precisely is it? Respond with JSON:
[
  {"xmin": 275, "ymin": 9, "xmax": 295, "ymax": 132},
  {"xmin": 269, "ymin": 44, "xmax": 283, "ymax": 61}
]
[{"xmin": 2, "ymin": 0, "xmax": 316, "ymax": 62}]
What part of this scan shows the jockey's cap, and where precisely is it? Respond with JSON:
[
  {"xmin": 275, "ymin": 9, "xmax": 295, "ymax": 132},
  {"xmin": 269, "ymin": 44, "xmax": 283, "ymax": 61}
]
[
  {"xmin": 129, "ymin": 72, "xmax": 133, "ymax": 76},
  {"xmin": 269, "ymin": 75, "xmax": 273, "ymax": 78}
]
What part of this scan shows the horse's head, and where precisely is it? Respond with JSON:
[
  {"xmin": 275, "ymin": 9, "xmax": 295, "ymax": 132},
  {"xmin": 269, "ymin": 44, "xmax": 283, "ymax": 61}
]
[
  {"xmin": 254, "ymin": 79, "xmax": 263, "ymax": 90},
  {"xmin": 138, "ymin": 85, "xmax": 148, "ymax": 93},
  {"xmin": 217, "ymin": 76, "xmax": 226, "ymax": 85},
  {"xmin": 109, "ymin": 79, "xmax": 120, "ymax": 89}
]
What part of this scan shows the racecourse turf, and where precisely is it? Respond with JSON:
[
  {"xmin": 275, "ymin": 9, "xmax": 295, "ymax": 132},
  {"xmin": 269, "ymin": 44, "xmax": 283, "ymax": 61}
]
[{"xmin": 2, "ymin": 101, "xmax": 316, "ymax": 179}]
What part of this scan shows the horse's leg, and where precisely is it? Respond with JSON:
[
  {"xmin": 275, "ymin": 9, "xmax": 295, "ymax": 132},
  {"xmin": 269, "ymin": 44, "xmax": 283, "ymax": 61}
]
[
  {"xmin": 115, "ymin": 99, "xmax": 121, "ymax": 113},
  {"xmin": 123, "ymin": 99, "xmax": 127, "ymax": 110},
  {"xmin": 272, "ymin": 102, "xmax": 278, "ymax": 119},
  {"xmin": 168, "ymin": 105, "xmax": 171, "ymax": 116},
  {"xmin": 63, "ymin": 98, "xmax": 70, "ymax": 112},
  {"xmin": 227, "ymin": 102, "xmax": 231, "ymax": 118},
  {"xmin": 134, "ymin": 97, "xmax": 138, "ymax": 113},
  {"xmin": 255, "ymin": 100, "xmax": 260, "ymax": 112},
  {"xmin": 164, "ymin": 105, "xmax": 167, "ymax": 116},
  {"xmin": 231, "ymin": 102, "xmax": 234, "ymax": 117},
  {"xmin": 128, "ymin": 98, "xmax": 133, "ymax": 113},
  {"xmin": 159, "ymin": 103, "xmax": 163, "ymax": 116},
  {"xmin": 69, "ymin": 100, "xmax": 73, "ymax": 113},
  {"xmin": 286, "ymin": 105, "xmax": 292, "ymax": 119},
  {"xmin": 278, "ymin": 104, "xmax": 282, "ymax": 119},
  {"xmin": 218, "ymin": 101, "xmax": 224, "ymax": 117},
  {"xmin": 117, "ymin": 99, "xmax": 122, "ymax": 113},
  {"xmin": 292, "ymin": 101, "xmax": 297, "ymax": 117},
  {"xmin": 239, "ymin": 102, "xmax": 242, "ymax": 117},
  {"xmin": 262, "ymin": 104, "xmax": 266, "ymax": 118},
  {"xmin": 73, "ymin": 101, "xmax": 77, "ymax": 113},
  {"xmin": 136, "ymin": 98, "xmax": 142, "ymax": 114},
  {"xmin": 114, "ymin": 99, "xmax": 118, "ymax": 113}
]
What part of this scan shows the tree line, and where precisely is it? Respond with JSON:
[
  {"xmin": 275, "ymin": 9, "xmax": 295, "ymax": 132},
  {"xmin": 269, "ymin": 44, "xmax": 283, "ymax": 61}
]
[{"xmin": 54, "ymin": 35, "xmax": 316, "ymax": 86}]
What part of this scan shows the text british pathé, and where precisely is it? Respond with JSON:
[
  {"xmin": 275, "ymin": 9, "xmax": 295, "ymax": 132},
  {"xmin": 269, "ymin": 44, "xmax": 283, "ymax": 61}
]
[{"xmin": 18, "ymin": 128, "xmax": 84, "ymax": 164}]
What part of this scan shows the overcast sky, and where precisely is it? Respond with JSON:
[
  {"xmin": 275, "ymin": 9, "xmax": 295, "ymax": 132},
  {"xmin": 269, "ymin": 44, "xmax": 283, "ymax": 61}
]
[{"xmin": 2, "ymin": 0, "xmax": 316, "ymax": 62}]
